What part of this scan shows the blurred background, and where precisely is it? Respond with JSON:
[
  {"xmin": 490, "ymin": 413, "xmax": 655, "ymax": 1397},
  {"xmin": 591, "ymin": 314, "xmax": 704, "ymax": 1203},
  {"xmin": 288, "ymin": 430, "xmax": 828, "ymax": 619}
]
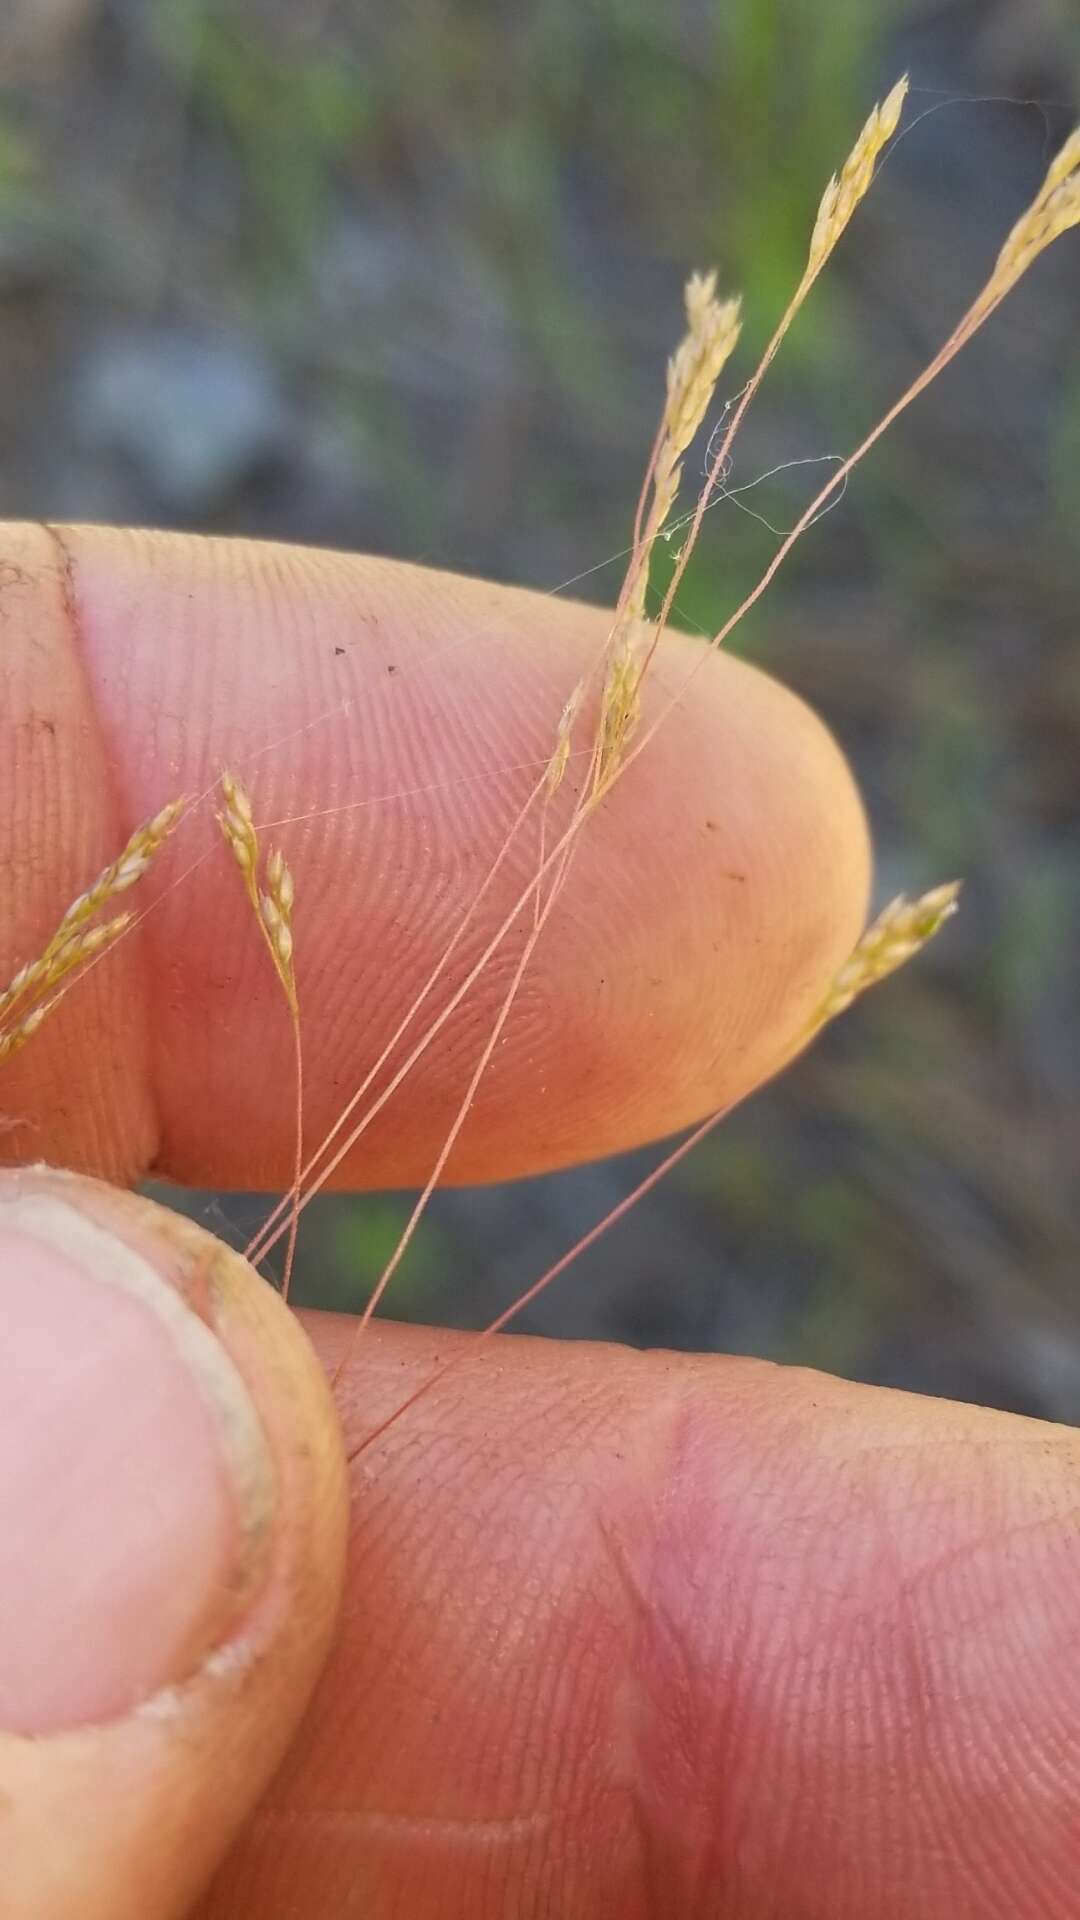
[{"xmin": 1, "ymin": 0, "xmax": 1078, "ymax": 1420}]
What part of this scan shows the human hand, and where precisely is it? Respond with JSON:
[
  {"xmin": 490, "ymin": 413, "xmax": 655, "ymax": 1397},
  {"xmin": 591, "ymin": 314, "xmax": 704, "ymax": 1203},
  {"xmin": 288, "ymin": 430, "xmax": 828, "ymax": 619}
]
[{"xmin": 1, "ymin": 524, "xmax": 1076, "ymax": 1918}]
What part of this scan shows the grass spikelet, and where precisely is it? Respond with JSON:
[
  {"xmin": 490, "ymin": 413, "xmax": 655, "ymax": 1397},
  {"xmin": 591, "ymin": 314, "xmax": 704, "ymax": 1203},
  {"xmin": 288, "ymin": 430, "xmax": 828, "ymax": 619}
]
[
  {"xmin": 50, "ymin": 797, "xmax": 187, "ymax": 940},
  {"xmin": 666, "ymin": 274, "xmax": 743, "ymax": 462},
  {"xmin": 218, "ymin": 769, "xmax": 259, "ymax": 878},
  {"xmin": 807, "ymin": 75, "xmax": 909, "ymax": 279},
  {"xmin": 260, "ymin": 847, "xmax": 298, "ymax": 1015},
  {"xmin": 626, "ymin": 273, "xmax": 742, "ymax": 621},
  {"xmin": 217, "ymin": 771, "xmax": 297, "ymax": 1013},
  {"xmin": 812, "ymin": 881, "xmax": 961, "ymax": 1027},
  {"xmin": 217, "ymin": 770, "xmax": 303, "ymax": 1294},
  {"xmin": 575, "ymin": 271, "xmax": 741, "ymax": 805},
  {"xmin": 3, "ymin": 912, "xmax": 135, "ymax": 1009},
  {"xmin": 615, "ymin": 80, "xmax": 909, "ymax": 760},
  {"xmin": 0, "ymin": 998, "xmax": 56, "ymax": 1062},
  {"xmin": 983, "ymin": 125, "xmax": 1080, "ymax": 302},
  {"xmin": 0, "ymin": 798, "xmax": 185, "ymax": 1062},
  {"xmin": 593, "ymin": 616, "xmax": 654, "ymax": 797}
]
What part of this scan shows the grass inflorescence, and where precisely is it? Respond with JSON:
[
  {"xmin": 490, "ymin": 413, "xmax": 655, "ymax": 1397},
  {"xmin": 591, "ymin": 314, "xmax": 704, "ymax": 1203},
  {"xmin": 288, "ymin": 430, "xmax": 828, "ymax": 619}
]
[
  {"xmin": 216, "ymin": 770, "xmax": 303, "ymax": 1296},
  {"xmin": 0, "ymin": 797, "xmax": 186, "ymax": 1061},
  {"xmin": 3, "ymin": 82, "xmax": 1079, "ymax": 1420},
  {"xmin": 217, "ymin": 771, "xmax": 298, "ymax": 1016}
]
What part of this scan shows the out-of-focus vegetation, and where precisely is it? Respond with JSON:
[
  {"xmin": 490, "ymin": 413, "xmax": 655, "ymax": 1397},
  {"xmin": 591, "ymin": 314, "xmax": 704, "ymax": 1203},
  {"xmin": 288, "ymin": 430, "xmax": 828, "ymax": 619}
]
[{"xmin": 2, "ymin": 0, "xmax": 1079, "ymax": 1418}]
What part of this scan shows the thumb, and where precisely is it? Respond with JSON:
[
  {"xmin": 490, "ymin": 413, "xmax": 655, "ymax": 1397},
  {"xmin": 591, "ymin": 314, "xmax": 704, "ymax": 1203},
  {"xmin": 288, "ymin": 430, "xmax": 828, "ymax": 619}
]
[{"xmin": 0, "ymin": 1167, "xmax": 347, "ymax": 1920}]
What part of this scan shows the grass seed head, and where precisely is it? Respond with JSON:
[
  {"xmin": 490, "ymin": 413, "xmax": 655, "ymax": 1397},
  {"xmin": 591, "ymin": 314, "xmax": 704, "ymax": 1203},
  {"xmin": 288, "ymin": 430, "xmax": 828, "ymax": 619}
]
[
  {"xmin": 217, "ymin": 771, "xmax": 299, "ymax": 1016},
  {"xmin": 218, "ymin": 770, "xmax": 259, "ymax": 879},
  {"xmin": 807, "ymin": 74, "xmax": 908, "ymax": 278},
  {"xmin": 261, "ymin": 852, "xmax": 298, "ymax": 1011},
  {"xmin": 815, "ymin": 881, "xmax": 961, "ymax": 1024},
  {"xmin": 0, "ymin": 996, "xmax": 58, "ymax": 1062},
  {"xmin": 664, "ymin": 274, "xmax": 743, "ymax": 470},
  {"xmin": 1, "ymin": 798, "xmax": 185, "ymax": 1064},
  {"xmin": 594, "ymin": 620, "xmax": 654, "ymax": 796},
  {"xmin": 34, "ymin": 913, "xmax": 135, "ymax": 992},
  {"xmin": 52, "ymin": 796, "xmax": 186, "ymax": 942},
  {"xmin": 627, "ymin": 273, "xmax": 741, "ymax": 621},
  {"xmin": 989, "ymin": 126, "xmax": 1080, "ymax": 298}
]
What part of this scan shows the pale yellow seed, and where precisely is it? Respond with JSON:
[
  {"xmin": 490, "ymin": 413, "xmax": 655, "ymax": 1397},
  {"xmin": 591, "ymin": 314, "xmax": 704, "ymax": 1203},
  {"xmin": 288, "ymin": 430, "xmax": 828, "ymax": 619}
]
[
  {"xmin": 273, "ymin": 922, "xmax": 294, "ymax": 969},
  {"xmin": 221, "ymin": 772, "xmax": 254, "ymax": 825},
  {"xmin": 217, "ymin": 775, "xmax": 262, "ymax": 893}
]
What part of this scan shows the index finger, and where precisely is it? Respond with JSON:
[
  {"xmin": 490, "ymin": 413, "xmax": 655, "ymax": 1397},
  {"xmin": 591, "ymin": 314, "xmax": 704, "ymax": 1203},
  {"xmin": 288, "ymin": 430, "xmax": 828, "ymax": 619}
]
[{"xmin": 0, "ymin": 521, "xmax": 868, "ymax": 1189}]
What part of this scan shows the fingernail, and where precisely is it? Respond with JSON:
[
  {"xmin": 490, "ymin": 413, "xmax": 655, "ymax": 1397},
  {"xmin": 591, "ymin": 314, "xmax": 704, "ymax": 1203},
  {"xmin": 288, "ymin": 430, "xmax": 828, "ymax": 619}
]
[{"xmin": 0, "ymin": 1188, "xmax": 274, "ymax": 1735}]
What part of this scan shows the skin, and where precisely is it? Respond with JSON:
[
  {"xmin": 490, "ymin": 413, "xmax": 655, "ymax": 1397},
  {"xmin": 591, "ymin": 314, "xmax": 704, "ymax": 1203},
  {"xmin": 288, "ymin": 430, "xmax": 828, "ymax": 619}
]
[{"xmin": 0, "ymin": 522, "xmax": 1078, "ymax": 1918}]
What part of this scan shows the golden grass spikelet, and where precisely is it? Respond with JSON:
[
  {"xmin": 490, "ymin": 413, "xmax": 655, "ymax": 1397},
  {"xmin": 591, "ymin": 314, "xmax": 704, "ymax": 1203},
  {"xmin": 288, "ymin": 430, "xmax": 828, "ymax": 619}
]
[
  {"xmin": 217, "ymin": 772, "xmax": 298, "ymax": 1014},
  {"xmin": 988, "ymin": 125, "xmax": 1080, "ymax": 298},
  {"xmin": 1043, "ymin": 123, "xmax": 1080, "ymax": 198},
  {"xmin": 52, "ymin": 797, "xmax": 187, "ymax": 941},
  {"xmin": 664, "ymin": 273, "xmax": 743, "ymax": 470},
  {"xmin": 596, "ymin": 280, "xmax": 740, "ymax": 795},
  {"xmin": 627, "ymin": 273, "xmax": 741, "ymax": 621},
  {"xmin": 814, "ymin": 881, "xmax": 961, "ymax": 1026},
  {"xmin": 28, "ymin": 913, "xmax": 134, "ymax": 999},
  {"xmin": 1, "ymin": 798, "xmax": 185, "ymax": 1064},
  {"xmin": 261, "ymin": 848, "xmax": 298, "ymax": 1012},
  {"xmin": 0, "ymin": 998, "xmax": 56, "ymax": 1062},
  {"xmin": 218, "ymin": 770, "xmax": 259, "ymax": 878},
  {"xmin": 217, "ymin": 770, "xmax": 304, "ymax": 1301},
  {"xmin": 594, "ymin": 619, "xmax": 654, "ymax": 797},
  {"xmin": 0, "ymin": 910, "xmax": 133, "ymax": 1016},
  {"xmin": 807, "ymin": 74, "xmax": 908, "ymax": 277}
]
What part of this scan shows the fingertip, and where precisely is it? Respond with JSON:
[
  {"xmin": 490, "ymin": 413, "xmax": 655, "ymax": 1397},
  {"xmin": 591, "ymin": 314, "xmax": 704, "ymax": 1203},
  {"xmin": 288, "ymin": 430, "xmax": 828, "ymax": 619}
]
[
  {"xmin": 3, "ymin": 524, "xmax": 872, "ymax": 1187},
  {"xmin": 0, "ymin": 1169, "xmax": 347, "ymax": 1919},
  {"xmin": 215, "ymin": 1320, "xmax": 1080, "ymax": 1919}
]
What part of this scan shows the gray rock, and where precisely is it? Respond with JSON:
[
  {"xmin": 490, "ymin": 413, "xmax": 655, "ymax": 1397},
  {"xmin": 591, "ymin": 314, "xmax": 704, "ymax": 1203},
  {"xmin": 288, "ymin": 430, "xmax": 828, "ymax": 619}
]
[{"xmin": 79, "ymin": 331, "xmax": 284, "ymax": 512}]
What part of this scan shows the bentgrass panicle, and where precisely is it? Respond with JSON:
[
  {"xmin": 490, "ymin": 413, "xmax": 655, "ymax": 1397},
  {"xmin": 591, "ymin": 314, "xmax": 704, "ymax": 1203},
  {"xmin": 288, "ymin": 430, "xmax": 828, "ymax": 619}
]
[
  {"xmin": 812, "ymin": 883, "xmax": 962, "ymax": 1028},
  {"xmin": 0, "ymin": 797, "xmax": 185, "ymax": 1055},
  {"xmin": 4, "ymin": 86, "xmax": 1078, "ymax": 1404},
  {"xmin": 216, "ymin": 770, "xmax": 303, "ymax": 1293}
]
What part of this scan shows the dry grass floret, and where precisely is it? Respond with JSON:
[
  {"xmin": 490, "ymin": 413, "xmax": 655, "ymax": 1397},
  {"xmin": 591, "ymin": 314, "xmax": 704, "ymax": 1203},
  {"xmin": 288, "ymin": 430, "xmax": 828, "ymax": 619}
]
[
  {"xmin": 813, "ymin": 883, "xmax": 962, "ymax": 1027},
  {"xmin": 217, "ymin": 771, "xmax": 298, "ymax": 1014},
  {"xmin": 216, "ymin": 770, "xmax": 302, "ymax": 1293},
  {"xmin": 0, "ymin": 796, "xmax": 185, "ymax": 1059}
]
